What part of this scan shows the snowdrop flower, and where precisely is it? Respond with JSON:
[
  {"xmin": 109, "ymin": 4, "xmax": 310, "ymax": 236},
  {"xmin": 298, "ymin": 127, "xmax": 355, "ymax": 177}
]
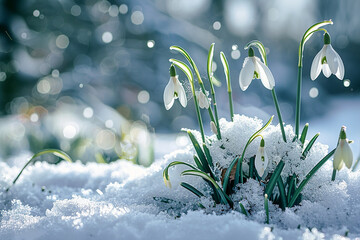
[
  {"xmin": 210, "ymin": 121, "xmax": 218, "ymax": 135},
  {"xmin": 163, "ymin": 65, "xmax": 187, "ymax": 110},
  {"xmin": 239, "ymin": 47, "xmax": 275, "ymax": 91},
  {"xmin": 310, "ymin": 33, "xmax": 345, "ymax": 80},
  {"xmin": 255, "ymin": 138, "xmax": 269, "ymax": 178},
  {"xmin": 333, "ymin": 126, "xmax": 353, "ymax": 170},
  {"xmin": 195, "ymin": 90, "xmax": 210, "ymax": 109}
]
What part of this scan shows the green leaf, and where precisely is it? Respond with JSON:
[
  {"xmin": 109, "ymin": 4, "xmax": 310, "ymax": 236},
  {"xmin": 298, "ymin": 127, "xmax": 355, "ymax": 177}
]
[
  {"xmin": 220, "ymin": 52, "xmax": 231, "ymax": 92},
  {"xmin": 264, "ymin": 160, "xmax": 285, "ymax": 197},
  {"xmin": 222, "ymin": 155, "xmax": 239, "ymax": 192},
  {"xmin": 180, "ymin": 182, "xmax": 204, "ymax": 198},
  {"xmin": 193, "ymin": 156, "xmax": 205, "ymax": 172},
  {"xmin": 287, "ymin": 174, "xmax": 296, "ymax": 205},
  {"xmin": 300, "ymin": 123, "xmax": 309, "ymax": 146},
  {"xmin": 239, "ymin": 202, "xmax": 249, "ymax": 216},
  {"xmin": 249, "ymin": 156, "xmax": 255, "ymax": 179},
  {"xmin": 163, "ymin": 161, "xmax": 198, "ymax": 188},
  {"xmin": 181, "ymin": 170, "xmax": 232, "ymax": 206},
  {"xmin": 169, "ymin": 58, "xmax": 194, "ymax": 85},
  {"xmin": 277, "ymin": 176, "xmax": 287, "ymax": 210},
  {"xmin": 202, "ymin": 143, "xmax": 213, "ymax": 168},
  {"xmin": 244, "ymin": 40, "xmax": 267, "ymax": 65},
  {"xmin": 302, "ymin": 133, "xmax": 320, "ymax": 159},
  {"xmin": 7, "ymin": 149, "xmax": 72, "ymax": 191},
  {"xmin": 187, "ymin": 131, "xmax": 211, "ymax": 174},
  {"xmin": 288, "ymin": 149, "xmax": 336, "ymax": 207}
]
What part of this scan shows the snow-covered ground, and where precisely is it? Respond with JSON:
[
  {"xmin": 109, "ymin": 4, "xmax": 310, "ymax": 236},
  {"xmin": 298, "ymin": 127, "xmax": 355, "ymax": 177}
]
[{"xmin": 1, "ymin": 114, "xmax": 360, "ymax": 239}]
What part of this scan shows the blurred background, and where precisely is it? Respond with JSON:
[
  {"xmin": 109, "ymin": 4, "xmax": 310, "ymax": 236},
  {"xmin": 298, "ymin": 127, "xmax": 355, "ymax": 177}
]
[{"xmin": 0, "ymin": 0, "xmax": 359, "ymax": 164}]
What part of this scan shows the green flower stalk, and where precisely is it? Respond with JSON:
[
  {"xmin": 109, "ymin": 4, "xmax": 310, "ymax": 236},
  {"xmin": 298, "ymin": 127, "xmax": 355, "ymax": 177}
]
[
  {"xmin": 170, "ymin": 45, "xmax": 220, "ymax": 140},
  {"xmin": 294, "ymin": 20, "xmax": 333, "ymax": 139},
  {"xmin": 220, "ymin": 51, "xmax": 234, "ymax": 121},
  {"xmin": 168, "ymin": 60, "xmax": 206, "ymax": 143},
  {"xmin": 243, "ymin": 41, "xmax": 287, "ymax": 142}
]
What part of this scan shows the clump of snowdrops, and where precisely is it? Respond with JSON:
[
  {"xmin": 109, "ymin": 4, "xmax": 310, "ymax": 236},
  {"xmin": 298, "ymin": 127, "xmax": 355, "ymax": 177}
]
[{"xmin": 163, "ymin": 20, "xmax": 356, "ymax": 223}]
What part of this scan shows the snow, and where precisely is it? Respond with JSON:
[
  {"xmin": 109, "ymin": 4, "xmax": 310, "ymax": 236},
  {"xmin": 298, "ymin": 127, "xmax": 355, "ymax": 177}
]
[{"xmin": 1, "ymin": 115, "xmax": 360, "ymax": 239}]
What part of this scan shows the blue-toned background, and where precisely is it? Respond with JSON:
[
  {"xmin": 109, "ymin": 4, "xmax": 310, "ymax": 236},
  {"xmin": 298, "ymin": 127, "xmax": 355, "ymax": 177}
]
[{"xmin": 0, "ymin": 0, "xmax": 359, "ymax": 161}]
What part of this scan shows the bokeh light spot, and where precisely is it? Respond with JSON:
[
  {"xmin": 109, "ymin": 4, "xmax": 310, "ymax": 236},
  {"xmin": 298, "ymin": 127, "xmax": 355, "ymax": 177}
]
[
  {"xmin": 56, "ymin": 34, "xmax": 70, "ymax": 49},
  {"xmin": 309, "ymin": 87, "xmax": 319, "ymax": 98},
  {"xmin": 231, "ymin": 50, "xmax": 241, "ymax": 59},
  {"xmin": 138, "ymin": 90, "xmax": 150, "ymax": 104},
  {"xmin": 102, "ymin": 32, "xmax": 113, "ymax": 43},
  {"xmin": 83, "ymin": 107, "xmax": 94, "ymax": 118},
  {"xmin": 33, "ymin": 10, "xmax": 40, "ymax": 17},
  {"xmin": 71, "ymin": 5, "xmax": 81, "ymax": 16},
  {"xmin": 63, "ymin": 124, "xmax": 78, "ymax": 139},
  {"xmin": 147, "ymin": 40, "xmax": 155, "ymax": 48},
  {"xmin": 119, "ymin": 4, "xmax": 128, "ymax": 14},
  {"xmin": 131, "ymin": 11, "xmax": 144, "ymax": 25},
  {"xmin": 343, "ymin": 79, "xmax": 351, "ymax": 87},
  {"xmin": 213, "ymin": 21, "xmax": 221, "ymax": 30}
]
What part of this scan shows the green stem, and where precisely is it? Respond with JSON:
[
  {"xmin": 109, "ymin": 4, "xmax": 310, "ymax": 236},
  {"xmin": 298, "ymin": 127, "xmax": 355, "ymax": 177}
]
[
  {"xmin": 228, "ymin": 91, "xmax": 234, "ymax": 121},
  {"xmin": 295, "ymin": 65, "xmax": 302, "ymax": 139},
  {"xmin": 288, "ymin": 148, "xmax": 335, "ymax": 207},
  {"xmin": 271, "ymin": 89, "xmax": 286, "ymax": 142},
  {"xmin": 192, "ymin": 91, "xmax": 206, "ymax": 143},
  {"xmin": 331, "ymin": 169, "xmax": 337, "ymax": 181},
  {"xmin": 208, "ymin": 80, "xmax": 221, "ymax": 139}
]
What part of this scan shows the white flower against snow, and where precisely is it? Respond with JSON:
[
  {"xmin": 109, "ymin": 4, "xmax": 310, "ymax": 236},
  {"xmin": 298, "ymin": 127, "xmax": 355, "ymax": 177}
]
[
  {"xmin": 239, "ymin": 47, "xmax": 275, "ymax": 91},
  {"xmin": 163, "ymin": 65, "xmax": 187, "ymax": 110},
  {"xmin": 210, "ymin": 121, "xmax": 217, "ymax": 135},
  {"xmin": 333, "ymin": 126, "xmax": 353, "ymax": 170},
  {"xmin": 310, "ymin": 33, "xmax": 344, "ymax": 80},
  {"xmin": 255, "ymin": 138, "xmax": 269, "ymax": 178},
  {"xmin": 195, "ymin": 90, "xmax": 210, "ymax": 109}
]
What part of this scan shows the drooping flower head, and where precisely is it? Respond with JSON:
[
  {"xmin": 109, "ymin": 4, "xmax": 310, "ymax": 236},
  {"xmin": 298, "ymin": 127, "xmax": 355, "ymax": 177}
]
[
  {"xmin": 163, "ymin": 65, "xmax": 187, "ymax": 110},
  {"xmin": 239, "ymin": 47, "xmax": 275, "ymax": 91},
  {"xmin": 195, "ymin": 90, "xmax": 210, "ymax": 109},
  {"xmin": 310, "ymin": 33, "xmax": 345, "ymax": 80},
  {"xmin": 255, "ymin": 138, "xmax": 269, "ymax": 178},
  {"xmin": 333, "ymin": 126, "xmax": 353, "ymax": 171}
]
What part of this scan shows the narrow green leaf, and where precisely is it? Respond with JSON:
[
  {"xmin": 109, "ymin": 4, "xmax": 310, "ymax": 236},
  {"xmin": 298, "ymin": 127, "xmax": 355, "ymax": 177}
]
[
  {"xmin": 181, "ymin": 170, "xmax": 232, "ymax": 206},
  {"xmin": 239, "ymin": 202, "xmax": 249, "ymax": 216},
  {"xmin": 288, "ymin": 149, "xmax": 336, "ymax": 207},
  {"xmin": 222, "ymin": 155, "xmax": 239, "ymax": 191},
  {"xmin": 249, "ymin": 156, "xmax": 255, "ymax": 179},
  {"xmin": 169, "ymin": 58, "xmax": 194, "ymax": 85},
  {"xmin": 277, "ymin": 176, "xmax": 287, "ymax": 210},
  {"xmin": 193, "ymin": 156, "xmax": 205, "ymax": 172},
  {"xmin": 180, "ymin": 182, "xmax": 204, "ymax": 198},
  {"xmin": 264, "ymin": 160, "xmax": 285, "ymax": 197},
  {"xmin": 7, "ymin": 149, "xmax": 72, "ymax": 191},
  {"xmin": 300, "ymin": 123, "xmax": 309, "ymax": 146},
  {"xmin": 302, "ymin": 133, "xmax": 320, "ymax": 159},
  {"xmin": 352, "ymin": 155, "xmax": 360, "ymax": 172},
  {"xmin": 287, "ymin": 174, "xmax": 296, "ymax": 205},
  {"xmin": 187, "ymin": 131, "xmax": 211, "ymax": 173},
  {"xmin": 244, "ymin": 40, "xmax": 267, "ymax": 65},
  {"xmin": 163, "ymin": 161, "xmax": 197, "ymax": 188},
  {"xmin": 202, "ymin": 143, "xmax": 213, "ymax": 168}
]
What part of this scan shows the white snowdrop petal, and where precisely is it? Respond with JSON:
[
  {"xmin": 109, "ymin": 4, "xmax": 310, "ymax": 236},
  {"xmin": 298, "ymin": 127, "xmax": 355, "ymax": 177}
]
[
  {"xmin": 342, "ymin": 141, "xmax": 353, "ymax": 169},
  {"xmin": 334, "ymin": 50, "xmax": 345, "ymax": 80},
  {"xmin": 333, "ymin": 147, "xmax": 343, "ymax": 170},
  {"xmin": 325, "ymin": 44, "xmax": 339, "ymax": 76},
  {"xmin": 164, "ymin": 78, "xmax": 175, "ymax": 110},
  {"xmin": 239, "ymin": 57, "xmax": 255, "ymax": 91},
  {"xmin": 310, "ymin": 48, "xmax": 323, "ymax": 80},
  {"xmin": 175, "ymin": 79, "xmax": 187, "ymax": 108},
  {"xmin": 255, "ymin": 147, "xmax": 268, "ymax": 177},
  {"xmin": 256, "ymin": 58, "xmax": 275, "ymax": 90},
  {"xmin": 322, "ymin": 64, "xmax": 331, "ymax": 78}
]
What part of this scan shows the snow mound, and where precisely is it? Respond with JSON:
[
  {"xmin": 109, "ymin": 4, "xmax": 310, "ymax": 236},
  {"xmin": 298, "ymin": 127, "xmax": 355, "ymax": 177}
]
[{"xmin": 1, "ymin": 115, "xmax": 360, "ymax": 239}]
